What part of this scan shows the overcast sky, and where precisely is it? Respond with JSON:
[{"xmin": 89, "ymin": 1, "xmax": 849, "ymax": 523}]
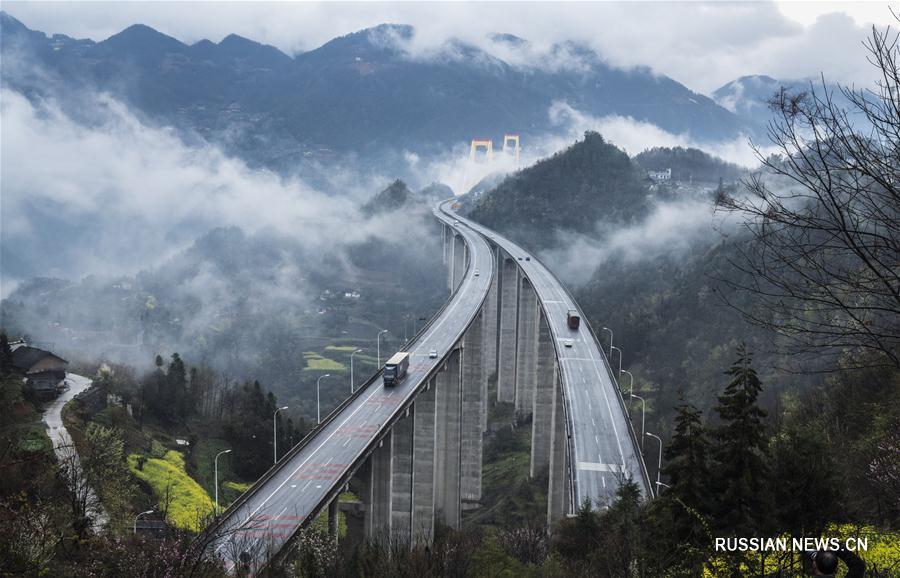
[{"xmin": 3, "ymin": 1, "xmax": 898, "ymax": 93}]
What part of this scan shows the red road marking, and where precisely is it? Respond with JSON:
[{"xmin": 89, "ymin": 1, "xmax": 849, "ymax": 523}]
[{"xmin": 290, "ymin": 463, "xmax": 348, "ymax": 481}]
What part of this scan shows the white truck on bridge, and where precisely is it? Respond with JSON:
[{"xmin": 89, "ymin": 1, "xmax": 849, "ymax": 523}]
[{"xmin": 382, "ymin": 351, "xmax": 410, "ymax": 386}]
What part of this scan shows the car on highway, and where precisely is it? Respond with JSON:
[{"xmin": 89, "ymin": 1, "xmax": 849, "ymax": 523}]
[
  {"xmin": 429, "ymin": 348, "xmax": 438, "ymax": 358},
  {"xmin": 525, "ymin": 257, "xmax": 531, "ymax": 261},
  {"xmin": 563, "ymin": 339, "xmax": 574, "ymax": 348},
  {"xmin": 474, "ymin": 268, "xmax": 480, "ymax": 276}
]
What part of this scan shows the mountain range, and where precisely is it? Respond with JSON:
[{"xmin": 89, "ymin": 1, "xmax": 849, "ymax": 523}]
[{"xmin": 0, "ymin": 12, "xmax": 800, "ymax": 174}]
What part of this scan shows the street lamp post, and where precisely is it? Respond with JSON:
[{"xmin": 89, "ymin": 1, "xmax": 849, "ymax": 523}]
[
  {"xmin": 630, "ymin": 393, "xmax": 646, "ymax": 452},
  {"xmin": 316, "ymin": 374, "xmax": 332, "ymax": 424},
  {"xmin": 610, "ymin": 345, "xmax": 623, "ymax": 376},
  {"xmin": 274, "ymin": 406, "xmax": 289, "ymax": 464},
  {"xmin": 620, "ymin": 369, "xmax": 634, "ymax": 396},
  {"xmin": 133, "ymin": 509, "xmax": 154, "ymax": 534},
  {"xmin": 646, "ymin": 432, "xmax": 663, "ymax": 498},
  {"xmin": 602, "ymin": 327, "xmax": 613, "ymax": 357},
  {"xmin": 377, "ymin": 329, "xmax": 389, "ymax": 367},
  {"xmin": 350, "ymin": 349, "xmax": 362, "ymax": 393},
  {"xmin": 214, "ymin": 449, "xmax": 232, "ymax": 515}
]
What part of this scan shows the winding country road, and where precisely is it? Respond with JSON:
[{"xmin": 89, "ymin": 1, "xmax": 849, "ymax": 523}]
[{"xmin": 42, "ymin": 373, "xmax": 108, "ymax": 532}]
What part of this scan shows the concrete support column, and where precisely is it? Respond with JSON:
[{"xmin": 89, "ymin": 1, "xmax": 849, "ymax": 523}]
[
  {"xmin": 365, "ymin": 431, "xmax": 393, "ymax": 540},
  {"xmin": 391, "ymin": 409, "xmax": 414, "ymax": 542},
  {"xmin": 446, "ymin": 228, "xmax": 455, "ymax": 291},
  {"xmin": 461, "ymin": 311, "xmax": 484, "ymax": 503},
  {"xmin": 515, "ymin": 278, "xmax": 539, "ymax": 416},
  {"xmin": 434, "ymin": 348, "xmax": 462, "ymax": 528},
  {"xmin": 497, "ymin": 254, "xmax": 519, "ymax": 403},
  {"xmin": 412, "ymin": 380, "xmax": 436, "ymax": 544},
  {"xmin": 328, "ymin": 497, "xmax": 339, "ymax": 544},
  {"xmin": 452, "ymin": 234, "xmax": 466, "ymax": 291},
  {"xmin": 531, "ymin": 311, "xmax": 556, "ymax": 477},
  {"xmin": 547, "ymin": 378, "xmax": 569, "ymax": 526},
  {"xmin": 481, "ymin": 246, "xmax": 500, "ymax": 431}
]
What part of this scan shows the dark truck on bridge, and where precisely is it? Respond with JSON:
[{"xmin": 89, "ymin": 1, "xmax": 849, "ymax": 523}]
[
  {"xmin": 383, "ymin": 352, "xmax": 410, "ymax": 386},
  {"xmin": 567, "ymin": 310, "xmax": 581, "ymax": 330}
]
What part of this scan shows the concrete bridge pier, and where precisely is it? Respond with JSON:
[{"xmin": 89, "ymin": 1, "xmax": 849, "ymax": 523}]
[
  {"xmin": 365, "ymin": 431, "xmax": 394, "ymax": 540},
  {"xmin": 446, "ymin": 227, "xmax": 454, "ymax": 291},
  {"xmin": 328, "ymin": 497, "xmax": 339, "ymax": 544},
  {"xmin": 497, "ymin": 252, "xmax": 519, "ymax": 404},
  {"xmin": 411, "ymin": 379, "xmax": 437, "ymax": 544},
  {"xmin": 390, "ymin": 409, "xmax": 415, "ymax": 542},
  {"xmin": 531, "ymin": 311, "xmax": 556, "ymax": 477},
  {"xmin": 461, "ymin": 310, "xmax": 484, "ymax": 504},
  {"xmin": 451, "ymin": 234, "xmax": 467, "ymax": 292},
  {"xmin": 515, "ymin": 278, "xmax": 539, "ymax": 417},
  {"xmin": 433, "ymin": 348, "xmax": 462, "ymax": 528},
  {"xmin": 547, "ymin": 379, "xmax": 569, "ymax": 527},
  {"xmin": 481, "ymin": 246, "xmax": 500, "ymax": 431}
]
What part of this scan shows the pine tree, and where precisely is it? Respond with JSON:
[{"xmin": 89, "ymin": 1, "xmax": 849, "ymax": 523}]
[
  {"xmin": 166, "ymin": 353, "xmax": 187, "ymax": 421},
  {"xmin": 663, "ymin": 395, "xmax": 711, "ymax": 514},
  {"xmin": 712, "ymin": 344, "xmax": 771, "ymax": 535}
]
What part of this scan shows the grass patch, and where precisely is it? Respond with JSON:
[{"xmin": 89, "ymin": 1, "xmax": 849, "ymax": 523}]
[
  {"xmin": 303, "ymin": 352, "xmax": 347, "ymax": 372},
  {"xmin": 465, "ymin": 422, "xmax": 547, "ymax": 529},
  {"xmin": 223, "ymin": 481, "xmax": 251, "ymax": 493},
  {"xmin": 17, "ymin": 422, "xmax": 52, "ymax": 454},
  {"xmin": 189, "ymin": 438, "xmax": 232, "ymax": 494},
  {"xmin": 128, "ymin": 450, "xmax": 213, "ymax": 532},
  {"xmin": 309, "ymin": 492, "xmax": 356, "ymax": 538}
]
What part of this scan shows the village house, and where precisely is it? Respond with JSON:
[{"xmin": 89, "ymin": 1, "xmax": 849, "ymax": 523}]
[{"xmin": 10, "ymin": 342, "xmax": 69, "ymax": 399}]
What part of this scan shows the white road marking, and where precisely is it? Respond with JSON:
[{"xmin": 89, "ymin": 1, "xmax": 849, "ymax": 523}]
[{"xmin": 577, "ymin": 462, "xmax": 626, "ymax": 473}]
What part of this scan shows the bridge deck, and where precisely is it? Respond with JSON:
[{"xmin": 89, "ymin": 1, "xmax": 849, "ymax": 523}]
[{"xmin": 208, "ymin": 203, "xmax": 493, "ymax": 569}]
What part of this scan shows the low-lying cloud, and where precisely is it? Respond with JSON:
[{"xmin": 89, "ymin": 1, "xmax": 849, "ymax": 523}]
[
  {"xmin": 546, "ymin": 102, "xmax": 774, "ymax": 168},
  {"xmin": 542, "ymin": 196, "xmax": 740, "ymax": 286},
  {"xmin": 0, "ymin": 89, "xmax": 406, "ymax": 288}
]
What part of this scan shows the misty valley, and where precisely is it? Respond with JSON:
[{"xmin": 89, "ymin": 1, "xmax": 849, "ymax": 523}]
[{"xmin": 1, "ymin": 4, "xmax": 899, "ymax": 578}]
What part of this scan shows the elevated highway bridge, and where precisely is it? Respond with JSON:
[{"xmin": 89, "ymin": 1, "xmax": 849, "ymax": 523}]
[{"xmin": 206, "ymin": 200, "xmax": 650, "ymax": 573}]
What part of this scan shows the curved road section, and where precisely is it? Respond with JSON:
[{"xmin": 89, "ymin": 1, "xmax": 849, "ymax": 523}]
[
  {"xmin": 453, "ymin": 208, "xmax": 652, "ymax": 505},
  {"xmin": 208, "ymin": 202, "xmax": 493, "ymax": 571}
]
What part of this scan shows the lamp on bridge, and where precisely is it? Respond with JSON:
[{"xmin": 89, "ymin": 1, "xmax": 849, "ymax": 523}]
[
  {"xmin": 602, "ymin": 327, "xmax": 613, "ymax": 356},
  {"xmin": 376, "ymin": 329, "xmax": 389, "ymax": 367},
  {"xmin": 350, "ymin": 349, "xmax": 363, "ymax": 394},
  {"xmin": 316, "ymin": 374, "xmax": 332, "ymax": 424},
  {"xmin": 274, "ymin": 406, "xmax": 289, "ymax": 464},
  {"xmin": 645, "ymin": 432, "xmax": 663, "ymax": 499},
  {"xmin": 214, "ymin": 449, "xmax": 232, "ymax": 514}
]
